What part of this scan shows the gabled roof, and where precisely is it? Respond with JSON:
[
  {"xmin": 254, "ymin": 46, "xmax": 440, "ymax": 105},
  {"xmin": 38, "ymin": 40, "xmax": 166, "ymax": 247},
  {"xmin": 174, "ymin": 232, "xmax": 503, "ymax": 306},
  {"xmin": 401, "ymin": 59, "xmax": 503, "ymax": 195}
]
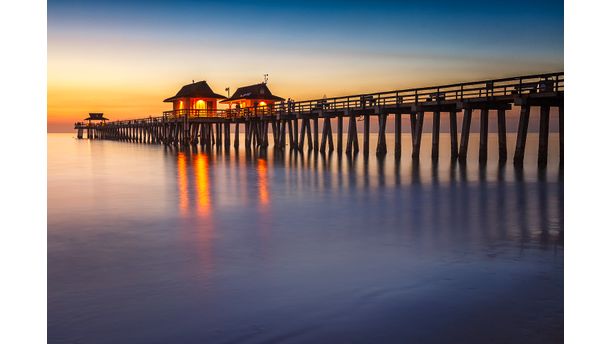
[
  {"xmin": 164, "ymin": 81, "xmax": 227, "ymax": 102},
  {"xmin": 84, "ymin": 113, "xmax": 108, "ymax": 121},
  {"xmin": 220, "ymin": 83, "xmax": 285, "ymax": 103}
]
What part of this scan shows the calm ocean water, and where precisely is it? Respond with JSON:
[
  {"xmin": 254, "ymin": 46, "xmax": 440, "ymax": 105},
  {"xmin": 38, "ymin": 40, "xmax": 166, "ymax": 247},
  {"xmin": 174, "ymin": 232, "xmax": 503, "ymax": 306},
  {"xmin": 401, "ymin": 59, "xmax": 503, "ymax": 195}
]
[{"xmin": 48, "ymin": 132, "xmax": 563, "ymax": 343}]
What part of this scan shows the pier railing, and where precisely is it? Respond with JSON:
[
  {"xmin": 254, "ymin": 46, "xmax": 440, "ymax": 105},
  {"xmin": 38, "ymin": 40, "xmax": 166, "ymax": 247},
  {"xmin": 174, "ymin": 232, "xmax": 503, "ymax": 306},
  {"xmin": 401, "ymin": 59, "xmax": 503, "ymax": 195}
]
[
  {"xmin": 162, "ymin": 107, "xmax": 277, "ymax": 119},
  {"xmin": 78, "ymin": 72, "xmax": 563, "ymax": 127},
  {"xmin": 283, "ymin": 72, "xmax": 563, "ymax": 115},
  {"xmin": 163, "ymin": 109, "xmax": 226, "ymax": 118}
]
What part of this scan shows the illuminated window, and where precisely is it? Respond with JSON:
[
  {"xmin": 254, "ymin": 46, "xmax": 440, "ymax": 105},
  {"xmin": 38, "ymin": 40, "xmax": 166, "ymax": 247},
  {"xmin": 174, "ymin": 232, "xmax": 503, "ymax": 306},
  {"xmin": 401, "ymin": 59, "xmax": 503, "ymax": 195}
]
[
  {"xmin": 178, "ymin": 100, "xmax": 184, "ymax": 109},
  {"xmin": 258, "ymin": 101, "xmax": 267, "ymax": 107},
  {"xmin": 195, "ymin": 100, "xmax": 205, "ymax": 109}
]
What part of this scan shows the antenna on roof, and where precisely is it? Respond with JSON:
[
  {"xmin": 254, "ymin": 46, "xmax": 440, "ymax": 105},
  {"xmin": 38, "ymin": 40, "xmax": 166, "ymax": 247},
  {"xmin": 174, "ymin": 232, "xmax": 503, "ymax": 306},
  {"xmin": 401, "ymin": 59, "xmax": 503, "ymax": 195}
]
[
  {"xmin": 225, "ymin": 87, "xmax": 230, "ymax": 97},
  {"xmin": 263, "ymin": 74, "xmax": 269, "ymax": 84}
]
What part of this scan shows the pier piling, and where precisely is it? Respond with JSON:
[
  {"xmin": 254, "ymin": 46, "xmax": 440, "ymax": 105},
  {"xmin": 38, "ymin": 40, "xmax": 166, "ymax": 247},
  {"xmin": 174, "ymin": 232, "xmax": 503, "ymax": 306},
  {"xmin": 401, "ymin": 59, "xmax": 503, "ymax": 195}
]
[
  {"xmin": 395, "ymin": 113, "xmax": 402, "ymax": 158},
  {"xmin": 449, "ymin": 110, "xmax": 458, "ymax": 159},
  {"xmin": 337, "ymin": 115, "xmax": 343, "ymax": 155},
  {"xmin": 411, "ymin": 112, "xmax": 424, "ymax": 159},
  {"xmin": 363, "ymin": 114, "xmax": 370, "ymax": 156},
  {"xmin": 538, "ymin": 105, "xmax": 550, "ymax": 168},
  {"xmin": 513, "ymin": 105, "xmax": 530, "ymax": 166},
  {"xmin": 459, "ymin": 108, "xmax": 473, "ymax": 162},
  {"xmin": 559, "ymin": 101, "xmax": 564, "ymax": 166},
  {"xmin": 376, "ymin": 112, "xmax": 388, "ymax": 156},
  {"xmin": 313, "ymin": 117, "xmax": 319, "ymax": 151},
  {"xmin": 498, "ymin": 109, "xmax": 507, "ymax": 163},
  {"xmin": 432, "ymin": 111, "xmax": 440, "ymax": 160},
  {"xmin": 479, "ymin": 109, "xmax": 489, "ymax": 164}
]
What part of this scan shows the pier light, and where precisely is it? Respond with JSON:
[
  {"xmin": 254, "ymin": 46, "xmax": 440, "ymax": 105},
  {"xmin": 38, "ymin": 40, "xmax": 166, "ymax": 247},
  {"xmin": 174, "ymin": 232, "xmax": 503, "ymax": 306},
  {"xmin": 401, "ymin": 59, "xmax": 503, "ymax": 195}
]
[
  {"xmin": 164, "ymin": 80, "xmax": 226, "ymax": 117},
  {"xmin": 220, "ymin": 82, "xmax": 285, "ymax": 115}
]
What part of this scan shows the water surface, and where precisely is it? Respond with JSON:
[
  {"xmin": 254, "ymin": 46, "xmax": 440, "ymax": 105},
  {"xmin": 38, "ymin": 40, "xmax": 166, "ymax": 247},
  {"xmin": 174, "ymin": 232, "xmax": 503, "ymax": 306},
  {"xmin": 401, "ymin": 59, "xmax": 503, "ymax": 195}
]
[{"xmin": 48, "ymin": 133, "xmax": 563, "ymax": 343}]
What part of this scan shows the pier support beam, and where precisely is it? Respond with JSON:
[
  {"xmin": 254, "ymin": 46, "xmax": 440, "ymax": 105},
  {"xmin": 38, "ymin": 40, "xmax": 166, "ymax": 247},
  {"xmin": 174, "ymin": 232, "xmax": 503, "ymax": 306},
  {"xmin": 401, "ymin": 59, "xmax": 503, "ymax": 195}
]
[
  {"xmin": 255, "ymin": 121, "xmax": 261, "ymax": 148},
  {"xmin": 184, "ymin": 117, "xmax": 190, "ymax": 146},
  {"xmin": 320, "ymin": 117, "xmax": 334, "ymax": 154},
  {"xmin": 320, "ymin": 118, "xmax": 328, "ymax": 153},
  {"xmin": 262, "ymin": 121, "xmax": 268, "ymax": 148},
  {"xmin": 395, "ymin": 113, "xmax": 402, "ymax": 158},
  {"xmin": 305, "ymin": 118, "xmax": 313, "ymax": 151},
  {"xmin": 352, "ymin": 115, "xmax": 359, "ymax": 154},
  {"xmin": 259, "ymin": 121, "xmax": 264, "ymax": 148},
  {"xmin": 201, "ymin": 123, "xmax": 207, "ymax": 147},
  {"xmin": 346, "ymin": 115, "xmax": 359, "ymax": 155},
  {"xmin": 299, "ymin": 118, "xmax": 307, "ymax": 151},
  {"xmin": 191, "ymin": 123, "xmax": 198, "ymax": 145},
  {"xmin": 174, "ymin": 122, "xmax": 180, "ymax": 145},
  {"xmin": 459, "ymin": 108, "xmax": 473, "ymax": 162},
  {"xmin": 497, "ymin": 109, "xmax": 507, "ymax": 163},
  {"xmin": 293, "ymin": 119, "xmax": 299, "ymax": 150},
  {"xmin": 313, "ymin": 118, "xmax": 319, "ymax": 151},
  {"xmin": 559, "ymin": 102, "xmax": 564, "ymax": 166},
  {"xmin": 273, "ymin": 120, "xmax": 279, "ymax": 147},
  {"xmin": 479, "ymin": 109, "xmax": 489, "ymax": 163},
  {"xmin": 538, "ymin": 105, "xmax": 550, "ymax": 168},
  {"xmin": 363, "ymin": 114, "xmax": 370, "ymax": 156},
  {"xmin": 234, "ymin": 123, "xmax": 240, "ymax": 149},
  {"xmin": 327, "ymin": 118, "xmax": 334, "ymax": 153},
  {"xmin": 224, "ymin": 122, "xmax": 231, "ymax": 149},
  {"xmin": 337, "ymin": 115, "xmax": 343, "ymax": 155},
  {"xmin": 245, "ymin": 122, "xmax": 251, "ymax": 149},
  {"xmin": 376, "ymin": 112, "xmax": 387, "ymax": 156},
  {"xmin": 513, "ymin": 105, "xmax": 531, "ymax": 166},
  {"xmin": 410, "ymin": 112, "xmax": 417, "ymax": 140},
  {"xmin": 200, "ymin": 124, "xmax": 206, "ymax": 147},
  {"xmin": 449, "ymin": 110, "xmax": 459, "ymax": 159},
  {"xmin": 432, "ymin": 111, "xmax": 440, "ymax": 160},
  {"xmin": 411, "ymin": 112, "xmax": 424, "ymax": 159},
  {"xmin": 288, "ymin": 119, "xmax": 295, "ymax": 150},
  {"xmin": 280, "ymin": 120, "xmax": 287, "ymax": 149}
]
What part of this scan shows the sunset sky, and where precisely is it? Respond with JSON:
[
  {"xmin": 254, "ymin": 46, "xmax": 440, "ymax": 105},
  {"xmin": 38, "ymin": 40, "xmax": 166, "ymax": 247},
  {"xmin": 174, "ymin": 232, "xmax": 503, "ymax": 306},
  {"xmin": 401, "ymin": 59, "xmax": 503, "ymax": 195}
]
[{"xmin": 48, "ymin": 0, "xmax": 563, "ymax": 132}]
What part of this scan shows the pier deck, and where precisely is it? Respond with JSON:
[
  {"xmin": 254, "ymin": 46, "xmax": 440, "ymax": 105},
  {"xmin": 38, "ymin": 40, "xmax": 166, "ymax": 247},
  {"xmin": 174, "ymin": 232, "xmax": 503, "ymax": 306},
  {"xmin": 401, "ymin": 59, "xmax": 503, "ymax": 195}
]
[{"xmin": 75, "ymin": 72, "xmax": 563, "ymax": 166}]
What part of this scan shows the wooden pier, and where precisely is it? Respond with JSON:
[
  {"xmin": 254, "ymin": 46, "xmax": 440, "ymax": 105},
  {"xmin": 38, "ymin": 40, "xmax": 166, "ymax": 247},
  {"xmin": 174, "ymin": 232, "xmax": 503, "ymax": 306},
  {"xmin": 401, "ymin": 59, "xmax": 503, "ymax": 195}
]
[{"xmin": 75, "ymin": 72, "xmax": 563, "ymax": 167}]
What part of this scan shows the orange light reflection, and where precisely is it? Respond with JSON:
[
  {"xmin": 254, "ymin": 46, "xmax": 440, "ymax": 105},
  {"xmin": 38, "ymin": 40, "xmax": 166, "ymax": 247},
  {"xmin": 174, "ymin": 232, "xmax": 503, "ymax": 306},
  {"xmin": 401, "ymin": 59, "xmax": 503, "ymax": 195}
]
[
  {"xmin": 257, "ymin": 158, "xmax": 269, "ymax": 205},
  {"xmin": 177, "ymin": 152, "xmax": 189, "ymax": 214},
  {"xmin": 194, "ymin": 154, "xmax": 211, "ymax": 216}
]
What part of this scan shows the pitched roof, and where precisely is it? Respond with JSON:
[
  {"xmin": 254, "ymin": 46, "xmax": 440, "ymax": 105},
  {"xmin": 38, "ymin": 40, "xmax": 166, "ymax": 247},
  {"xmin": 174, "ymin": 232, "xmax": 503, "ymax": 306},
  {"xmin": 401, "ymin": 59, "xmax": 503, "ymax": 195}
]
[
  {"xmin": 84, "ymin": 113, "xmax": 108, "ymax": 121},
  {"xmin": 164, "ymin": 81, "xmax": 227, "ymax": 102},
  {"xmin": 220, "ymin": 83, "xmax": 285, "ymax": 103}
]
